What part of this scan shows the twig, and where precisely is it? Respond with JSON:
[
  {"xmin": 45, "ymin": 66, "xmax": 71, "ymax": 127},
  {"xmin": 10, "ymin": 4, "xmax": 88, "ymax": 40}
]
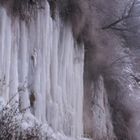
[{"xmin": 102, "ymin": 0, "xmax": 136, "ymax": 30}]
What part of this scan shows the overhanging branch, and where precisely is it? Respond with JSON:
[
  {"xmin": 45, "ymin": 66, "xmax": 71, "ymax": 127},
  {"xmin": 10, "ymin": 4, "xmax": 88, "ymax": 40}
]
[{"xmin": 102, "ymin": 0, "xmax": 136, "ymax": 30}]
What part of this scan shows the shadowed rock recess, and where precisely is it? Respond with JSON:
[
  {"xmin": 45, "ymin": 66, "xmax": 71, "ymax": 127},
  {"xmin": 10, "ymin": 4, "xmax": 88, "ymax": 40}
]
[{"xmin": 0, "ymin": 0, "xmax": 140, "ymax": 140}]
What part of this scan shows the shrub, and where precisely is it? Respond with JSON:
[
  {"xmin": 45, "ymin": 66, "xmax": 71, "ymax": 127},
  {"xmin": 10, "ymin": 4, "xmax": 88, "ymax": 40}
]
[{"xmin": 0, "ymin": 99, "xmax": 43, "ymax": 140}]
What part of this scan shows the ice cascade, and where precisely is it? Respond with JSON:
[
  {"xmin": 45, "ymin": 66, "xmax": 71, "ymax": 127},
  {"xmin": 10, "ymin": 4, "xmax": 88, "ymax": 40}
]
[{"xmin": 0, "ymin": 2, "xmax": 87, "ymax": 140}]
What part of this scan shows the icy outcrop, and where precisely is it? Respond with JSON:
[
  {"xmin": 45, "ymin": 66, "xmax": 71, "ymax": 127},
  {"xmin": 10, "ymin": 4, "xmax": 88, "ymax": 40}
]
[{"xmin": 0, "ymin": 2, "xmax": 86, "ymax": 140}]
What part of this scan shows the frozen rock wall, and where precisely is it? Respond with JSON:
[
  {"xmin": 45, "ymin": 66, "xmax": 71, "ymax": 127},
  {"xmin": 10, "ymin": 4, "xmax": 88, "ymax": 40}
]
[{"xmin": 0, "ymin": 2, "xmax": 86, "ymax": 139}]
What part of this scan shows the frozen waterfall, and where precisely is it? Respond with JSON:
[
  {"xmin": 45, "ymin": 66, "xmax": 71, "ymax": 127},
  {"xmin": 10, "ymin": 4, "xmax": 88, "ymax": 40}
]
[{"xmin": 0, "ymin": 2, "xmax": 88, "ymax": 140}]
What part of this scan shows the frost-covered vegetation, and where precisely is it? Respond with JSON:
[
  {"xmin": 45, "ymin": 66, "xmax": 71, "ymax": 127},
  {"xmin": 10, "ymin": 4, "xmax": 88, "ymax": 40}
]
[
  {"xmin": 0, "ymin": 98, "xmax": 43, "ymax": 140},
  {"xmin": 12, "ymin": 0, "xmax": 46, "ymax": 20}
]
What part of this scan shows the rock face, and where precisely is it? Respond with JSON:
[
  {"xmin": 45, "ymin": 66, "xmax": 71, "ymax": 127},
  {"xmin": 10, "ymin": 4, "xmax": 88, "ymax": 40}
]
[{"xmin": 0, "ymin": 0, "xmax": 140, "ymax": 140}]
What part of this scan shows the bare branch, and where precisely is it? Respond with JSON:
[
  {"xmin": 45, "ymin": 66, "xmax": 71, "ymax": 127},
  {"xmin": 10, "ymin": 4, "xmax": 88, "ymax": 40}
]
[
  {"xmin": 102, "ymin": 17, "xmax": 125, "ymax": 30},
  {"xmin": 102, "ymin": 0, "xmax": 136, "ymax": 30}
]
